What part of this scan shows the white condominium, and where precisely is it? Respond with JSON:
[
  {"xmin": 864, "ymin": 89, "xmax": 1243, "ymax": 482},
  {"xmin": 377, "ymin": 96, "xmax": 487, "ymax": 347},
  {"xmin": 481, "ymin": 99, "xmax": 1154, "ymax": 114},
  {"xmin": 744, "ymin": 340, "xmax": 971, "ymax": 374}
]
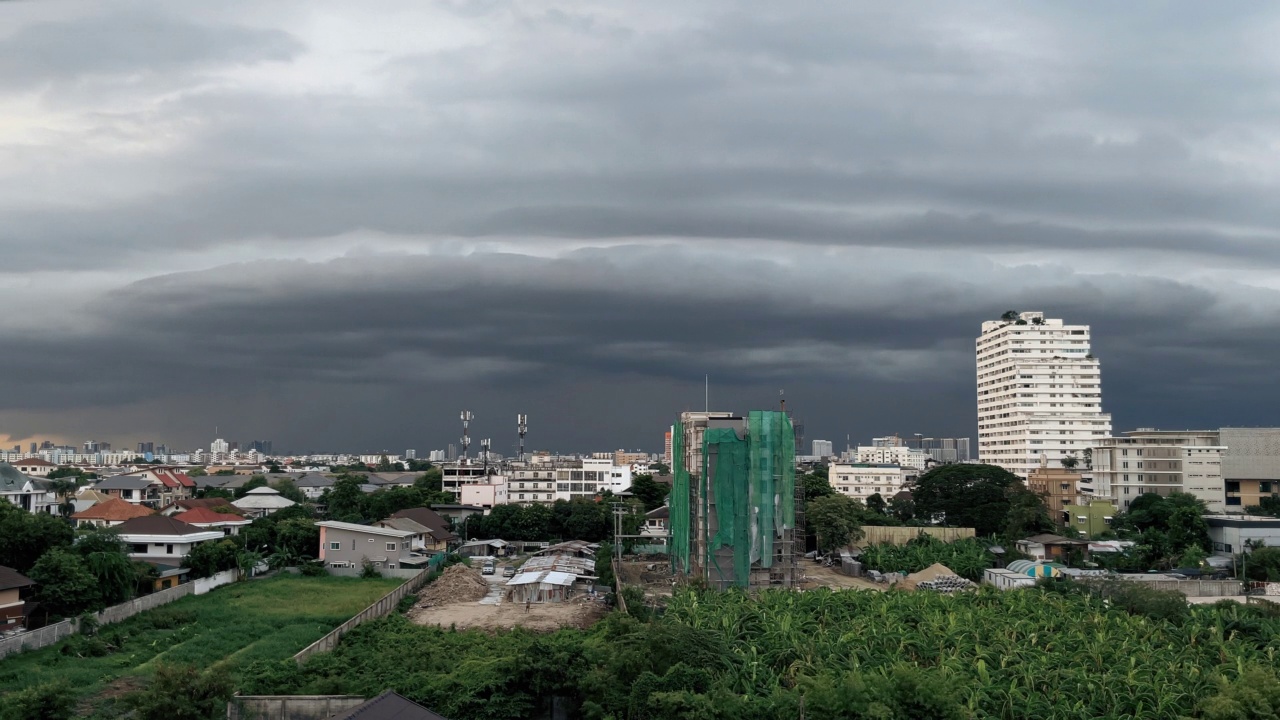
[
  {"xmin": 1091, "ymin": 430, "xmax": 1224, "ymax": 513},
  {"xmin": 977, "ymin": 311, "xmax": 1111, "ymax": 478}
]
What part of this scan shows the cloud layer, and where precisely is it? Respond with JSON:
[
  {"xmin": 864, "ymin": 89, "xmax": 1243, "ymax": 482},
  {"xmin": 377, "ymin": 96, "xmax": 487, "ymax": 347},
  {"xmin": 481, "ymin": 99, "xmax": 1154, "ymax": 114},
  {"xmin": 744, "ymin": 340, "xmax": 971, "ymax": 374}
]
[{"xmin": 2, "ymin": 1, "xmax": 1280, "ymax": 452}]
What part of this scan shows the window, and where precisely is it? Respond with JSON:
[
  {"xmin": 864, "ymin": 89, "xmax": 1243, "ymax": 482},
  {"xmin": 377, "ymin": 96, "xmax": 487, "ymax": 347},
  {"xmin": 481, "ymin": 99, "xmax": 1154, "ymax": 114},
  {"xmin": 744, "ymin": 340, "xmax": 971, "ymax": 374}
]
[
  {"xmin": 386, "ymin": 542, "xmax": 397, "ymax": 551},
  {"xmin": 166, "ymin": 544, "xmax": 174, "ymax": 554},
  {"xmin": 519, "ymin": 494, "xmax": 525, "ymax": 500},
  {"xmin": 388, "ymin": 564, "xmax": 396, "ymax": 569},
  {"xmin": 369, "ymin": 538, "xmax": 375, "ymax": 542},
  {"xmin": 132, "ymin": 543, "xmax": 147, "ymax": 553},
  {"xmin": 329, "ymin": 542, "xmax": 341, "ymax": 550}
]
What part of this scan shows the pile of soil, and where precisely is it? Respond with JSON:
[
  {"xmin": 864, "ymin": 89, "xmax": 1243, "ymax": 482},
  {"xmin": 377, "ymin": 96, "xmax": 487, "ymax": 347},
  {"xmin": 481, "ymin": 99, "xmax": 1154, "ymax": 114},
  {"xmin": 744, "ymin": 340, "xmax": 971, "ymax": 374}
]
[
  {"xmin": 416, "ymin": 564, "xmax": 490, "ymax": 606},
  {"xmin": 898, "ymin": 563, "xmax": 960, "ymax": 591}
]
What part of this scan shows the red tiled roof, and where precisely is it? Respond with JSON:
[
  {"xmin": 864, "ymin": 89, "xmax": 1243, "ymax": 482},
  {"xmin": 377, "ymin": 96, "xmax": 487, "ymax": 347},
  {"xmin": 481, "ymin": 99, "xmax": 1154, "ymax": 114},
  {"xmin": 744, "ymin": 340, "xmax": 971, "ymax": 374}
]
[
  {"xmin": 165, "ymin": 498, "xmax": 243, "ymax": 515},
  {"xmin": 13, "ymin": 458, "xmax": 54, "ymax": 467},
  {"xmin": 71, "ymin": 497, "xmax": 156, "ymax": 522},
  {"xmin": 115, "ymin": 515, "xmax": 212, "ymax": 536},
  {"xmin": 173, "ymin": 508, "xmax": 248, "ymax": 525}
]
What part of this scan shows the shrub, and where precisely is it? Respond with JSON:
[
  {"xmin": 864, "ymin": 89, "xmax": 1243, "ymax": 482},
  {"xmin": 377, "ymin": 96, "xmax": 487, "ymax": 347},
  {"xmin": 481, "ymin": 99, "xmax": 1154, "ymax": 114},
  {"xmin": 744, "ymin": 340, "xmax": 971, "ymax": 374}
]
[{"xmin": 360, "ymin": 559, "xmax": 382, "ymax": 579}]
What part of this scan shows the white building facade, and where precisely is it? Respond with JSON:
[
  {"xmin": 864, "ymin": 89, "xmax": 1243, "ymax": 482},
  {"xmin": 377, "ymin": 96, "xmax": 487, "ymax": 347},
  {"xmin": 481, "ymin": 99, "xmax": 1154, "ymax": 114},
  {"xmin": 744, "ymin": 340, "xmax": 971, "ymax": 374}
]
[
  {"xmin": 1091, "ymin": 430, "xmax": 1225, "ymax": 512},
  {"xmin": 977, "ymin": 311, "xmax": 1112, "ymax": 478},
  {"xmin": 829, "ymin": 463, "xmax": 908, "ymax": 500},
  {"xmin": 851, "ymin": 446, "xmax": 930, "ymax": 469}
]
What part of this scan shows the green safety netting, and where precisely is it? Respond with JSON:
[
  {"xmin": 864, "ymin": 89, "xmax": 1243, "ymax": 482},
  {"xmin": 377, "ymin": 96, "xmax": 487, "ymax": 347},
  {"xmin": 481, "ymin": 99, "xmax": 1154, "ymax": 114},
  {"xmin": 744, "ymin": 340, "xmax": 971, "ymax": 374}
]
[
  {"xmin": 670, "ymin": 411, "xmax": 795, "ymax": 587},
  {"xmin": 670, "ymin": 423, "xmax": 691, "ymax": 573}
]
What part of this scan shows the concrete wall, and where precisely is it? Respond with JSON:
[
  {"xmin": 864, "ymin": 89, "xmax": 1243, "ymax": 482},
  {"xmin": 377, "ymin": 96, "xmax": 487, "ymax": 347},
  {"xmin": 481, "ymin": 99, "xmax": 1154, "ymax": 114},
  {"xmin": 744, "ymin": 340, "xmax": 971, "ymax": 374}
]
[
  {"xmin": 1120, "ymin": 578, "xmax": 1244, "ymax": 597},
  {"xmin": 324, "ymin": 567, "xmax": 423, "ymax": 579},
  {"xmin": 0, "ymin": 570, "xmax": 239, "ymax": 659},
  {"xmin": 857, "ymin": 526, "xmax": 976, "ymax": 547},
  {"xmin": 293, "ymin": 569, "xmax": 431, "ymax": 663},
  {"xmin": 227, "ymin": 695, "xmax": 366, "ymax": 720}
]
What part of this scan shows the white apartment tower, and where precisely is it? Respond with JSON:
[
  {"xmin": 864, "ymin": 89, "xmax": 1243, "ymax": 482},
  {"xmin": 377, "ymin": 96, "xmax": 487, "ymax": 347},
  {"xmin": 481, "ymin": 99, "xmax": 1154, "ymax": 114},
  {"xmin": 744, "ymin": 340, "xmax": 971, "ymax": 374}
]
[{"xmin": 977, "ymin": 311, "xmax": 1111, "ymax": 478}]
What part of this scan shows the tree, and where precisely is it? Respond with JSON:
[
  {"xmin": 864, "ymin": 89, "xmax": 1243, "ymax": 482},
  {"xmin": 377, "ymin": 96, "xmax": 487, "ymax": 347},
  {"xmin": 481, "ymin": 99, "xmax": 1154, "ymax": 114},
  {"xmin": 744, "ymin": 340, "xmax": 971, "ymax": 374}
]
[
  {"xmin": 321, "ymin": 475, "xmax": 367, "ymax": 522},
  {"xmin": 628, "ymin": 474, "xmax": 669, "ymax": 511},
  {"xmin": 182, "ymin": 539, "xmax": 240, "ymax": 579},
  {"xmin": 414, "ymin": 467, "xmax": 443, "ymax": 493},
  {"xmin": 912, "ymin": 463, "xmax": 1029, "ymax": 537},
  {"xmin": 865, "ymin": 493, "xmax": 887, "ymax": 515},
  {"xmin": 28, "ymin": 548, "xmax": 99, "ymax": 619},
  {"xmin": 1003, "ymin": 487, "xmax": 1054, "ymax": 539},
  {"xmin": 0, "ymin": 502, "xmax": 75, "ymax": 573},
  {"xmin": 376, "ymin": 455, "xmax": 394, "ymax": 472},
  {"xmin": 802, "ymin": 471, "xmax": 835, "ymax": 503},
  {"xmin": 0, "ymin": 681, "xmax": 76, "ymax": 720},
  {"xmin": 1000, "ymin": 310, "xmax": 1020, "ymax": 321},
  {"xmin": 187, "ymin": 468, "xmax": 208, "ymax": 477},
  {"xmin": 807, "ymin": 495, "xmax": 867, "ymax": 552},
  {"xmin": 123, "ymin": 663, "xmax": 233, "ymax": 720},
  {"xmin": 214, "ymin": 469, "xmax": 237, "ymax": 476},
  {"xmin": 888, "ymin": 494, "xmax": 915, "ymax": 523},
  {"xmin": 1060, "ymin": 455, "xmax": 1080, "ymax": 470},
  {"xmin": 649, "ymin": 462, "xmax": 670, "ymax": 475},
  {"xmin": 270, "ymin": 477, "xmax": 307, "ymax": 504},
  {"xmin": 75, "ymin": 527, "xmax": 138, "ymax": 606}
]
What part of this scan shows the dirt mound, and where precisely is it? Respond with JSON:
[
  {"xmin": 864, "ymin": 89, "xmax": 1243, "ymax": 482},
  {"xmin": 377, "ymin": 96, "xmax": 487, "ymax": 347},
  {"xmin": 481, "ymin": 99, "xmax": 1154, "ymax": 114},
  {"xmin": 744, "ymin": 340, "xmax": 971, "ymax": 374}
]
[
  {"xmin": 898, "ymin": 563, "xmax": 960, "ymax": 591},
  {"xmin": 416, "ymin": 564, "xmax": 490, "ymax": 606}
]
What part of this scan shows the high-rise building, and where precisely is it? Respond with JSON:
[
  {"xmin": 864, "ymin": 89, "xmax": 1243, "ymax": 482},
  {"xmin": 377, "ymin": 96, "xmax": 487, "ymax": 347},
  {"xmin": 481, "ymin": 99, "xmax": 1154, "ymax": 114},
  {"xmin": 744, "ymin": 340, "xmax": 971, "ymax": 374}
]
[
  {"xmin": 137, "ymin": 441, "xmax": 155, "ymax": 454},
  {"xmin": 1091, "ymin": 429, "xmax": 1224, "ymax": 512},
  {"xmin": 211, "ymin": 438, "xmax": 230, "ymax": 454},
  {"xmin": 29, "ymin": 442, "xmax": 36, "ymax": 454},
  {"xmin": 248, "ymin": 440, "xmax": 273, "ymax": 455},
  {"xmin": 663, "ymin": 431, "xmax": 673, "ymax": 466},
  {"xmin": 812, "ymin": 439, "xmax": 833, "ymax": 458},
  {"xmin": 405, "ymin": 449, "xmax": 417, "ymax": 460},
  {"xmin": 977, "ymin": 311, "xmax": 1111, "ymax": 478},
  {"xmin": 447, "ymin": 444, "xmax": 457, "ymax": 461}
]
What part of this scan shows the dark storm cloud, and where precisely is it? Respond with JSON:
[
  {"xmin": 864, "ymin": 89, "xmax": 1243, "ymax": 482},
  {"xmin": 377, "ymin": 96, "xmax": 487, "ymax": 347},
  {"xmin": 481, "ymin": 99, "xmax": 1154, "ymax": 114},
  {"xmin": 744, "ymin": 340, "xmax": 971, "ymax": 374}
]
[{"xmin": 2, "ymin": 1, "xmax": 1280, "ymax": 450}]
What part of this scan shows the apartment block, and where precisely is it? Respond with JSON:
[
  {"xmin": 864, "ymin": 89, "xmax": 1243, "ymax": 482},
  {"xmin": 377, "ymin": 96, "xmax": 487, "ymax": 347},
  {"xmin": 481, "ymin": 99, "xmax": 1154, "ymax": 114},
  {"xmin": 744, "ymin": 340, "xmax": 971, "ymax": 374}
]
[
  {"xmin": 829, "ymin": 463, "xmax": 907, "ymax": 500},
  {"xmin": 1219, "ymin": 428, "xmax": 1280, "ymax": 509},
  {"xmin": 1026, "ymin": 464, "xmax": 1083, "ymax": 520},
  {"xmin": 977, "ymin": 311, "xmax": 1111, "ymax": 477},
  {"xmin": 1091, "ymin": 430, "xmax": 1224, "ymax": 512}
]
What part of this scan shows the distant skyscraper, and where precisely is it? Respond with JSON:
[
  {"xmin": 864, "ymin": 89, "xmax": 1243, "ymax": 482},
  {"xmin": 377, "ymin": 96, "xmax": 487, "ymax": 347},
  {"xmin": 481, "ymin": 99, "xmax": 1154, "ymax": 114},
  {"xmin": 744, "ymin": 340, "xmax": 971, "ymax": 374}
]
[
  {"xmin": 248, "ymin": 440, "xmax": 273, "ymax": 455},
  {"xmin": 663, "ymin": 431, "xmax": 673, "ymax": 465},
  {"xmin": 406, "ymin": 449, "xmax": 417, "ymax": 459},
  {"xmin": 447, "ymin": 444, "xmax": 457, "ymax": 461},
  {"xmin": 977, "ymin": 311, "xmax": 1111, "ymax": 478},
  {"xmin": 137, "ymin": 441, "xmax": 155, "ymax": 454},
  {"xmin": 812, "ymin": 439, "xmax": 833, "ymax": 458},
  {"xmin": 29, "ymin": 442, "xmax": 36, "ymax": 454},
  {"xmin": 211, "ymin": 438, "xmax": 230, "ymax": 454}
]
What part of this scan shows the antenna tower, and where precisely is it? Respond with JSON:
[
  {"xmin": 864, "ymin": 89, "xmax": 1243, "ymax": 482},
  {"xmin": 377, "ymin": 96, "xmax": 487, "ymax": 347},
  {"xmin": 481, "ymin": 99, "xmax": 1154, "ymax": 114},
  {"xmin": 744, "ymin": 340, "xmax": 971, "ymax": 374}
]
[
  {"xmin": 480, "ymin": 438, "xmax": 492, "ymax": 472},
  {"xmin": 517, "ymin": 414, "xmax": 528, "ymax": 462},
  {"xmin": 460, "ymin": 411, "xmax": 473, "ymax": 461}
]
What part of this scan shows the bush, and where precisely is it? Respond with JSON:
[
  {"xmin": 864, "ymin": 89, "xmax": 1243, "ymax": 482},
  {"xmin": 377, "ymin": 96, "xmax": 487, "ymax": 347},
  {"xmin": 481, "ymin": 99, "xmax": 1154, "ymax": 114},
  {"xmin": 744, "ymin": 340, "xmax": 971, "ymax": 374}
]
[
  {"xmin": 144, "ymin": 608, "xmax": 198, "ymax": 630},
  {"xmin": 0, "ymin": 681, "xmax": 76, "ymax": 720},
  {"xmin": 123, "ymin": 663, "xmax": 233, "ymax": 720},
  {"xmin": 360, "ymin": 559, "xmax": 382, "ymax": 579},
  {"xmin": 299, "ymin": 560, "xmax": 327, "ymax": 576}
]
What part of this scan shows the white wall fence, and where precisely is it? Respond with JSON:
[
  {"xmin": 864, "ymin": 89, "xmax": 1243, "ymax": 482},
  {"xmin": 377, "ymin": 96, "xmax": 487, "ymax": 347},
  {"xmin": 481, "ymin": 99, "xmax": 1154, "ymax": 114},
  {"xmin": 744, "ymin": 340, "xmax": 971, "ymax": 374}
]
[
  {"xmin": 323, "ymin": 567, "xmax": 423, "ymax": 580},
  {"xmin": 0, "ymin": 568, "xmax": 239, "ymax": 660},
  {"xmin": 293, "ymin": 569, "xmax": 430, "ymax": 663},
  {"xmin": 227, "ymin": 695, "xmax": 367, "ymax": 720}
]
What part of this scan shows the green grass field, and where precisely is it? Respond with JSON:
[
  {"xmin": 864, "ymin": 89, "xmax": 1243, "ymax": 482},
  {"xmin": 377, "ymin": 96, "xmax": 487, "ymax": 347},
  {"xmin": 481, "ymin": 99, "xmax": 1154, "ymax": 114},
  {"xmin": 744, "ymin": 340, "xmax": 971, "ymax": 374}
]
[{"xmin": 0, "ymin": 574, "xmax": 402, "ymax": 711}]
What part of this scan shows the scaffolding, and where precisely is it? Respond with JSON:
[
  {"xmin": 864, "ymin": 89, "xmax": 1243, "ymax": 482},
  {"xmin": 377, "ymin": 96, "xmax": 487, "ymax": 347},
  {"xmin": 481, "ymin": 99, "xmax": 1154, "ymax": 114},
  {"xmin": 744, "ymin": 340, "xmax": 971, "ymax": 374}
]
[{"xmin": 670, "ymin": 411, "xmax": 798, "ymax": 589}]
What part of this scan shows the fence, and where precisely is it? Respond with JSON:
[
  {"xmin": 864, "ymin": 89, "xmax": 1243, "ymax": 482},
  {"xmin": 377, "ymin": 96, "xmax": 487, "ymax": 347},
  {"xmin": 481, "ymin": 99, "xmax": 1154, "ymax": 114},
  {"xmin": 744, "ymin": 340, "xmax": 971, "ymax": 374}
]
[
  {"xmin": 293, "ymin": 569, "xmax": 431, "ymax": 663},
  {"xmin": 227, "ymin": 695, "xmax": 367, "ymax": 720},
  {"xmin": 1117, "ymin": 578, "xmax": 1243, "ymax": 597},
  {"xmin": 0, "ymin": 569, "xmax": 240, "ymax": 659},
  {"xmin": 857, "ymin": 526, "xmax": 976, "ymax": 547}
]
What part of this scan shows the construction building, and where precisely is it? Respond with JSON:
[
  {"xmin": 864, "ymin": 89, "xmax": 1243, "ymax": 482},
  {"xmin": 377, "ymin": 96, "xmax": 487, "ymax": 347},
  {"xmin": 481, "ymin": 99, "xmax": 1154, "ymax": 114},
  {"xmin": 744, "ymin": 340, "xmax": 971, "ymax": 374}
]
[{"xmin": 670, "ymin": 410, "xmax": 800, "ymax": 590}]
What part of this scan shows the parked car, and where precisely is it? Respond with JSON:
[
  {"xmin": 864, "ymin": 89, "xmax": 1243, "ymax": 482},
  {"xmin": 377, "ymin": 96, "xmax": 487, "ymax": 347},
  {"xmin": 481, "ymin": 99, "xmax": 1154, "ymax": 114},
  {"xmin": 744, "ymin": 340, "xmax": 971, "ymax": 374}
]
[
  {"xmin": 502, "ymin": 566, "xmax": 516, "ymax": 578},
  {"xmin": 482, "ymin": 565, "xmax": 495, "ymax": 575}
]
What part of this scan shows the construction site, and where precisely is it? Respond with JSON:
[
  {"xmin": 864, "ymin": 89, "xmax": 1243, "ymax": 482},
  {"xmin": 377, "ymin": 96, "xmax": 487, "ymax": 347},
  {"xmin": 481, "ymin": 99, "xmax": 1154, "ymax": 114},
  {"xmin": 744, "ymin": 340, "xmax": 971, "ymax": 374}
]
[{"xmin": 670, "ymin": 410, "xmax": 802, "ymax": 590}]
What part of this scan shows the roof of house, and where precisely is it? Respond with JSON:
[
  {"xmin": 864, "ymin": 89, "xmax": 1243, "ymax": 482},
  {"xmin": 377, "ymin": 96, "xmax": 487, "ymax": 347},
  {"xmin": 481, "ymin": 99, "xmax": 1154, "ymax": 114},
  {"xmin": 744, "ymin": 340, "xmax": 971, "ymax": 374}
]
[
  {"xmin": 232, "ymin": 488, "xmax": 297, "ymax": 510},
  {"xmin": 1020, "ymin": 533, "xmax": 1088, "ymax": 546},
  {"xmin": 377, "ymin": 517, "xmax": 432, "ymax": 535},
  {"xmin": 173, "ymin": 508, "xmax": 251, "ymax": 525},
  {"xmin": 328, "ymin": 691, "xmax": 450, "ymax": 720},
  {"xmin": 293, "ymin": 473, "xmax": 335, "ymax": 488},
  {"xmin": 94, "ymin": 475, "xmax": 154, "ymax": 491},
  {"xmin": 115, "ymin": 515, "xmax": 214, "ymax": 536},
  {"xmin": 316, "ymin": 521, "xmax": 415, "ymax": 538},
  {"xmin": 163, "ymin": 498, "xmax": 243, "ymax": 515},
  {"xmin": 0, "ymin": 463, "xmax": 38, "ymax": 492},
  {"xmin": 114, "ymin": 468, "xmax": 196, "ymax": 488},
  {"xmin": 71, "ymin": 497, "xmax": 156, "ymax": 522},
  {"xmin": 646, "ymin": 506, "xmax": 669, "ymax": 520},
  {"xmin": 0, "ymin": 564, "xmax": 35, "ymax": 591},
  {"xmin": 388, "ymin": 507, "xmax": 458, "ymax": 543},
  {"xmin": 12, "ymin": 458, "xmax": 54, "ymax": 467}
]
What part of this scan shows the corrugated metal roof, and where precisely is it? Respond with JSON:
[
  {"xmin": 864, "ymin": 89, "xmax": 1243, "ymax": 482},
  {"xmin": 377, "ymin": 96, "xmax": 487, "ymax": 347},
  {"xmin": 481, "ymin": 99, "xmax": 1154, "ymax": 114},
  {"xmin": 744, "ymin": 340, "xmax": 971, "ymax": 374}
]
[{"xmin": 506, "ymin": 570, "xmax": 575, "ymax": 587}]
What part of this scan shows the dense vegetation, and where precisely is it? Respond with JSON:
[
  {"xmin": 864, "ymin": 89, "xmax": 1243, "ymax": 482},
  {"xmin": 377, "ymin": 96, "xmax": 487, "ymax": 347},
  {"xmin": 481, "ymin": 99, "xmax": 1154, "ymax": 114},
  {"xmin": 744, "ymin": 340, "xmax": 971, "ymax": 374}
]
[
  {"xmin": 0, "ymin": 575, "xmax": 400, "ymax": 718},
  {"xmin": 237, "ymin": 585, "xmax": 1280, "ymax": 720},
  {"xmin": 858, "ymin": 535, "xmax": 998, "ymax": 580}
]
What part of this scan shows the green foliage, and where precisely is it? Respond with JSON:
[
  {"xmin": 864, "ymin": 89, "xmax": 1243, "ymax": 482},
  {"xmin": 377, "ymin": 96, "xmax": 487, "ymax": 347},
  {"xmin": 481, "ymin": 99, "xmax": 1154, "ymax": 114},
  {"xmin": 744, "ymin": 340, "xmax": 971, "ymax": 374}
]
[
  {"xmin": 1111, "ymin": 492, "xmax": 1213, "ymax": 569},
  {"xmin": 0, "ymin": 681, "xmax": 76, "ymax": 720},
  {"xmin": 595, "ymin": 542, "xmax": 615, "ymax": 588},
  {"xmin": 801, "ymin": 471, "xmax": 834, "ymax": 503},
  {"xmin": 1244, "ymin": 546, "xmax": 1280, "ymax": 581},
  {"xmin": 269, "ymin": 477, "xmax": 308, "ymax": 504},
  {"xmin": 123, "ymin": 663, "xmax": 233, "ymax": 720},
  {"xmin": 187, "ymin": 468, "xmax": 208, "ymax": 477},
  {"xmin": 912, "ymin": 463, "xmax": 1046, "ymax": 537},
  {"xmin": 859, "ymin": 535, "xmax": 996, "ymax": 580},
  {"xmin": 466, "ymin": 497, "xmax": 625, "ymax": 543},
  {"xmin": 182, "ymin": 539, "xmax": 241, "ymax": 579},
  {"xmin": 0, "ymin": 501, "xmax": 75, "ymax": 573},
  {"xmin": 233, "ymin": 474, "xmax": 269, "ymax": 498},
  {"xmin": 629, "ymin": 474, "xmax": 669, "ymax": 511},
  {"xmin": 360, "ymin": 558, "xmax": 382, "ymax": 579},
  {"xmin": 0, "ymin": 575, "xmax": 401, "ymax": 712},
  {"xmin": 28, "ymin": 548, "xmax": 99, "ymax": 620},
  {"xmin": 649, "ymin": 462, "xmax": 670, "ymax": 475},
  {"xmin": 1192, "ymin": 667, "xmax": 1280, "ymax": 719},
  {"xmin": 807, "ymin": 495, "xmax": 867, "ymax": 552},
  {"xmin": 865, "ymin": 492, "xmax": 887, "ymax": 515}
]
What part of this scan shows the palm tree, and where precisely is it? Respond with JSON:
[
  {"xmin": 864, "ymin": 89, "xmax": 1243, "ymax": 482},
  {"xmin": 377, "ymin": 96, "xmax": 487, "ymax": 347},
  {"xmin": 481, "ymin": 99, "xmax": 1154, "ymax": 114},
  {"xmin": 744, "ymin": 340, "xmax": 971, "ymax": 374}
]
[{"xmin": 1060, "ymin": 455, "xmax": 1080, "ymax": 470}]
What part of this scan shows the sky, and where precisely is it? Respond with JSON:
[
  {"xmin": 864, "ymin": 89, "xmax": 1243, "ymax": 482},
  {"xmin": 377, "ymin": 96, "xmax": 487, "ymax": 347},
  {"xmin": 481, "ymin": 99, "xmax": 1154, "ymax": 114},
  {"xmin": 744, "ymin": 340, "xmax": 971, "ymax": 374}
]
[{"xmin": 3, "ymin": 1, "xmax": 1280, "ymax": 455}]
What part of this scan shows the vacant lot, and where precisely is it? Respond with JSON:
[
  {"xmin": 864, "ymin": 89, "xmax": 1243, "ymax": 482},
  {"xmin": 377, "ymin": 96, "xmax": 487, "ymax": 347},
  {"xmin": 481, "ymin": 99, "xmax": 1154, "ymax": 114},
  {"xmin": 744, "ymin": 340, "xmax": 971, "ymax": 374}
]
[
  {"xmin": 0, "ymin": 574, "xmax": 401, "ymax": 712},
  {"xmin": 408, "ymin": 568, "xmax": 604, "ymax": 631}
]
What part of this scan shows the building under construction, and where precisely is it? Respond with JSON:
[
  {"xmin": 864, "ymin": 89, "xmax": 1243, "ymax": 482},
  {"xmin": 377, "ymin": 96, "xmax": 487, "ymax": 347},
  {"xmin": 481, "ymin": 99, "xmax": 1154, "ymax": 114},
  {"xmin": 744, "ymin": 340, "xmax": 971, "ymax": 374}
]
[{"xmin": 670, "ymin": 410, "xmax": 800, "ymax": 589}]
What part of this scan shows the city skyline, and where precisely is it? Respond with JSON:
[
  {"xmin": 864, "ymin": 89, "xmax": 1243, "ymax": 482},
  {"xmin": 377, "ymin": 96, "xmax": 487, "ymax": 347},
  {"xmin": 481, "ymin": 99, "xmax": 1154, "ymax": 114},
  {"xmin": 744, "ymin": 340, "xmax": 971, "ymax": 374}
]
[{"xmin": 3, "ymin": 3, "xmax": 1280, "ymax": 452}]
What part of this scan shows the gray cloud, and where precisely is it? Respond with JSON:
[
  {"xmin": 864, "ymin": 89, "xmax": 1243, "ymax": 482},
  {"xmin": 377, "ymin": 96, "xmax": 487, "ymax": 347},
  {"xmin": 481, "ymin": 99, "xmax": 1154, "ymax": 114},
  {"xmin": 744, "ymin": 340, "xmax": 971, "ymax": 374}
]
[{"xmin": 0, "ymin": 1, "xmax": 1279, "ymax": 451}]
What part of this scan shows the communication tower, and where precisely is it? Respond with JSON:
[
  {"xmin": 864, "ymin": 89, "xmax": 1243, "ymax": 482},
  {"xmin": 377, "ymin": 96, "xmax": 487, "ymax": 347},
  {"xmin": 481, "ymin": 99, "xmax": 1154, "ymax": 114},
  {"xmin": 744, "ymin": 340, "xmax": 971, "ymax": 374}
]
[
  {"xmin": 517, "ymin": 414, "xmax": 528, "ymax": 461},
  {"xmin": 460, "ymin": 411, "xmax": 473, "ymax": 460}
]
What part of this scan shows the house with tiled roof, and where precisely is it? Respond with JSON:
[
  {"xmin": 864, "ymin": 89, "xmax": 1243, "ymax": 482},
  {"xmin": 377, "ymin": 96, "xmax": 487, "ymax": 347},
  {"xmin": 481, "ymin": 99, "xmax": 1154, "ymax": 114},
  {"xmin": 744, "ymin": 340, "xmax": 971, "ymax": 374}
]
[
  {"xmin": 159, "ymin": 497, "xmax": 244, "ymax": 517},
  {"xmin": 292, "ymin": 472, "xmax": 335, "ymax": 499},
  {"xmin": 231, "ymin": 486, "xmax": 296, "ymax": 518},
  {"xmin": 115, "ymin": 515, "xmax": 223, "ymax": 569},
  {"xmin": 0, "ymin": 565, "xmax": 35, "ymax": 632},
  {"xmin": 96, "ymin": 467, "xmax": 197, "ymax": 509},
  {"xmin": 70, "ymin": 497, "xmax": 157, "ymax": 528},
  {"xmin": 387, "ymin": 507, "xmax": 458, "ymax": 551},
  {"xmin": 0, "ymin": 463, "xmax": 55, "ymax": 514},
  {"xmin": 10, "ymin": 458, "xmax": 55, "ymax": 477},
  {"xmin": 173, "ymin": 507, "xmax": 251, "ymax": 536}
]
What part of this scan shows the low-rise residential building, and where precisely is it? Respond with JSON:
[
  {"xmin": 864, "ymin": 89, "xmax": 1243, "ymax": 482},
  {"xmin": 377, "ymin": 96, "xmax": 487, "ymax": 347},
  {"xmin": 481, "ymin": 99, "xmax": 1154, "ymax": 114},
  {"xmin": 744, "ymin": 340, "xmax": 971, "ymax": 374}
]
[
  {"xmin": 70, "ymin": 497, "xmax": 157, "ymax": 528},
  {"xmin": 159, "ymin": 497, "xmax": 243, "ymax": 516},
  {"xmin": 316, "ymin": 521, "xmax": 426, "ymax": 570},
  {"xmin": 95, "ymin": 466, "xmax": 197, "ymax": 509},
  {"xmin": 292, "ymin": 472, "xmax": 335, "ymax": 499},
  {"xmin": 642, "ymin": 506, "xmax": 669, "ymax": 539},
  {"xmin": 231, "ymin": 487, "xmax": 297, "ymax": 518},
  {"xmin": 0, "ymin": 565, "xmax": 35, "ymax": 631},
  {"xmin": 387, "ymin": 507, "xmax": 458, "ymax": 551},
  {"xmin": 1061, "ymin": 500, "xmax": 1116, "ymax": 539},
  {"xmin": 10, "ymin": 458, "xmax": 55, "ymax": 477},
  {"xmin": 1015, "ymin": 533, "xmax": 1089, "ymax": 562},
  {"xmin": 0, "ymin": 463, "xmax": 55, "ymax": 514},
  {"xmin": 461, "ymin": 481, "xmax": 508, "ymax": 509},
  {"xmin": 173, "ymin": 507, "xmax": 252, "ymax": 536},
  {"xmin": 829, "ymin": 463, "xmax": 908, "ymax": 501},
  {"xmin": 1026, "ymin": 464, "xmax": 1083, "ymax": 521},
  {"xmin": 114, "ymin": 515, "xmax": 224, "ymax": 568}
]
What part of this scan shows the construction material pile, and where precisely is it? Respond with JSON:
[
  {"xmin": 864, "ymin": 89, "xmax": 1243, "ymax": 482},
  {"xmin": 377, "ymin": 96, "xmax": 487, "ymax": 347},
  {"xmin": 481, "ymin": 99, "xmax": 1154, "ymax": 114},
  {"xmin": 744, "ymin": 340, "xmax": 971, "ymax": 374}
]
[
  {"xmin": 897, "ymin": 563, "xmax": 970, "ymax": 592},
  {"xmin": 915, "ymin": 575, "xmax": 976, "ymax": 593},
  {"xmin": 416, "ymin": 564, "xmax": 490, "ymax": 606}
]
